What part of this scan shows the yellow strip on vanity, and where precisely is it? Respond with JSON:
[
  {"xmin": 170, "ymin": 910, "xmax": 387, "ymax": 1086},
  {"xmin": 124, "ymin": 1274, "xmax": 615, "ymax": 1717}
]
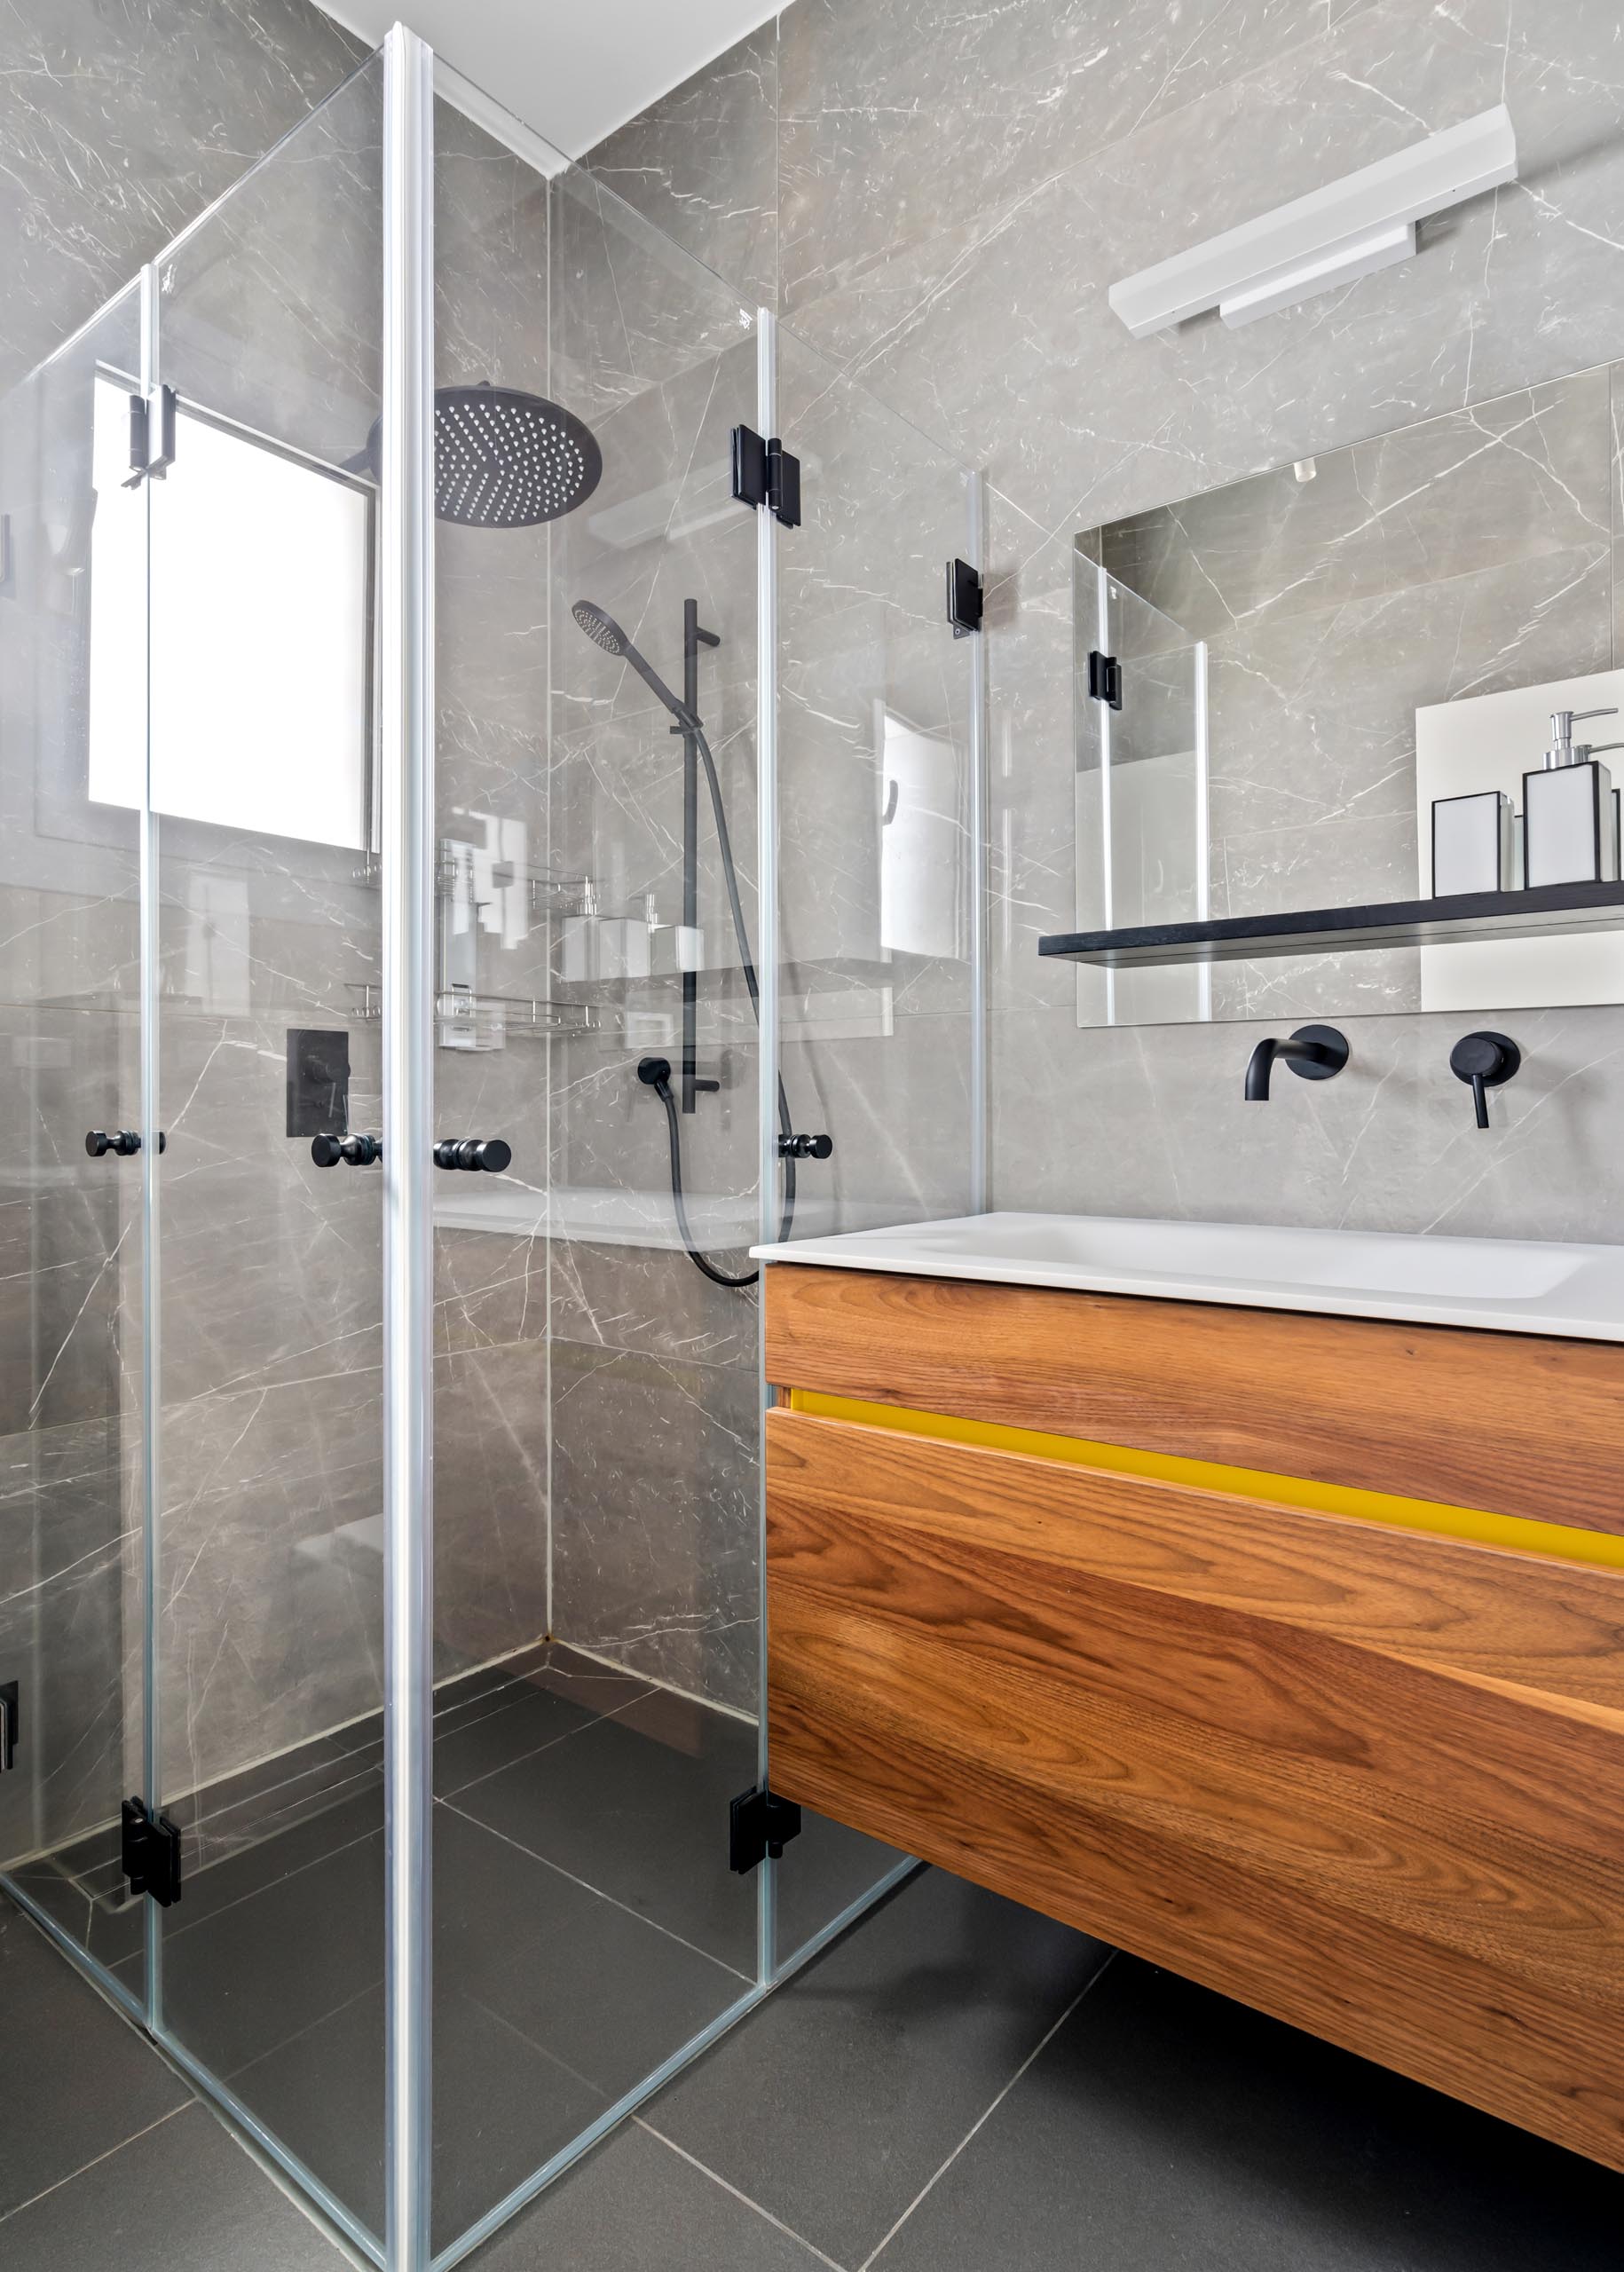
[{"xmin": 785, "ymin": 1388, "xmax": 1624, "ymax": 1574}]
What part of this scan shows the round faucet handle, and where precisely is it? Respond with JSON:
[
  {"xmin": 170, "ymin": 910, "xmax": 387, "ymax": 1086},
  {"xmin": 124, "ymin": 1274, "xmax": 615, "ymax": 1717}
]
[{"xmin": 1449, "ymin": 1031, "xmax": 1519, "ymax": 1131}]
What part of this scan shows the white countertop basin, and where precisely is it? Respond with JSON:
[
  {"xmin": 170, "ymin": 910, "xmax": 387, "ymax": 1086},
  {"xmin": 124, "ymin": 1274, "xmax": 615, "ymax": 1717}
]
[{"xmin": 751, "ymin": 1211, "xmax": 1624, "ymax": 1341}]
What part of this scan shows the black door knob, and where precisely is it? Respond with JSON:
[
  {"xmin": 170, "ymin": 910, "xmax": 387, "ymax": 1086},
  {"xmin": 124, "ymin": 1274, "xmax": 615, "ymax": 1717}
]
[
  {"xmin": 777, "ymin": 1132, "xmax": 834, "ymax": 1161},
  {"xmin": 433, "ymin": 1138, "xmax": 512, "ymax": 1173},
  {"xmin": 1448, "ymin": 1031, "xmax": 1520, "ymax": 1130},
  {"xmin": 311, "ymin": 1133, "xmax": 382, "ymax": 1167},
  {"xmin": 86, "ymin": 1129, "xmax": 140, "ymax": 1157}
]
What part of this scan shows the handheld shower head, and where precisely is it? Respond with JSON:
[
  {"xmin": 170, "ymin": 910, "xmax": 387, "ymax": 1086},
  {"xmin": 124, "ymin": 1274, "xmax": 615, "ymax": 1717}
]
[
  {"xmin": 571, "ymin": 599, "xmax": 629, "ymax": 658},
  {"xmin": 571, "ymin": 598, "xmax": 696, "ymax": 727}
]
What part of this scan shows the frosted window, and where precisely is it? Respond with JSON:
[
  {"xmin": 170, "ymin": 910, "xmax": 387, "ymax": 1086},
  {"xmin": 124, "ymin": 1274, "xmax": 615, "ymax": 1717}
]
[{"xmin": 87, "ymin": 375, "xmax": 371, "ymax": 848}]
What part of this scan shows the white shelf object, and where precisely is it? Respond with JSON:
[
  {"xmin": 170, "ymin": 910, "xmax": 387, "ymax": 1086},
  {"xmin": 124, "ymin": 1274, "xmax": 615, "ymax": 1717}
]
[{"xmin": 1108, "ymin": 105, "xmax": 1517, "ymax": 337}]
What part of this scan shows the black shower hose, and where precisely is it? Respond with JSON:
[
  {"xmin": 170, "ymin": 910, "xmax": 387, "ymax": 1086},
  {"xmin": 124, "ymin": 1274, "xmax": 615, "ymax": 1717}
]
[{"xmin": 648, "ymin": 722, "xmax": 801, "ymax": 1291}]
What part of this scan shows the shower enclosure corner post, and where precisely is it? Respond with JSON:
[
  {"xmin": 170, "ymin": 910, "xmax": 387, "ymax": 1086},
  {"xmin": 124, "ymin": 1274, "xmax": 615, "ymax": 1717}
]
[
  {"xmin": 753, "ymin": 306, "xmax": 779, "ymax": 1985},
  {"xmin": 381, "ymin": 26, "xmax": 437, "ymax": 2272},
  {"xmin": 137, "ymin": 255, "xmax": 164, "ymax": 2031}
]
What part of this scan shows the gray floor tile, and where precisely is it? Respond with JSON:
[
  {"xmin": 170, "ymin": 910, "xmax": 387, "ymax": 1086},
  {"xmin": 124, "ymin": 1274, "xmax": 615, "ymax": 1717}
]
[
  {"xmin": 433, "ymin": 1645, "xmax": 651, "ymax": 1795},
  {"xmin": 467, "ymin": 2118, "xmax": 832, "ymax": 2270},
  {"xmin": 452, "ymin": 1686, "xmax": 760, "ymax": 1971},
  {"xmin": 777, "ymin": 1807, "xmax": 910, "ymax": 1968},
  {"xmin": 0, "ymin": 1898, "xmax": 189, "ymax": 2221},
  {"xmin": 231, "ymin": 1975, "xmax": 607, "ymax": 2254},
  {"xmin": 0, "ymin": 2102, "xmax": 343, "ymax": 2271},
  {"xmin": 431, "ymin": 1804, "xmax": 749, "ymax": 2104},
  {"xmin": 139, "ymin": 1821, "xmax": 385, "ymax": 2079},
  {"xmin": 650, "ymin": 1865, "xmax": 1109, "ymax": 2268},
  {"xmin": 873, "ymin": 1957, "xmax": 1624, "ymax": 2272}
]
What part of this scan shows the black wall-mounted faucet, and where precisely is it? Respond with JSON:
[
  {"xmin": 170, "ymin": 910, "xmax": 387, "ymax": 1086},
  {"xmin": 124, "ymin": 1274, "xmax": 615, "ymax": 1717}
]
[
  {"xmin": 1449, "ymin": 1031, "xmax": 1520, "ymax": 1129},
  {"xmin": 1244, "ymin": 1024, "xmax": 1349, "ymax": 1101}
]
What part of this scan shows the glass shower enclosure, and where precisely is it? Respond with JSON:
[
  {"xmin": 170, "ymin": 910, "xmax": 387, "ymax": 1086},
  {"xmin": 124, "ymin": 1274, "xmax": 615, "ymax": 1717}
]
[{"xmin": 0, "ymin": 27, "xmax": 983, "ymax": 2270}]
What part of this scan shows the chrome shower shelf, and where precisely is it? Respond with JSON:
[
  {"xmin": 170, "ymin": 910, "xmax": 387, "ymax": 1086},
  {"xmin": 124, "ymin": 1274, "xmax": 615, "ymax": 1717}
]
[
  {"xmin": 344, "ymin": 982, "xmax": 595, "ymax": 1036},
  {"xmin": 1039, "ymin": 880, "xmax": 1624, "ymax": 967}
]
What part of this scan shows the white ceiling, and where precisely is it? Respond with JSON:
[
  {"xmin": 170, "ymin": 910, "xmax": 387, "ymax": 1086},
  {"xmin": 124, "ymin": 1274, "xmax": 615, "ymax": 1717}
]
[{"xmin": 319, "ymin": 1, "xmax": 785, "ymax": 162}]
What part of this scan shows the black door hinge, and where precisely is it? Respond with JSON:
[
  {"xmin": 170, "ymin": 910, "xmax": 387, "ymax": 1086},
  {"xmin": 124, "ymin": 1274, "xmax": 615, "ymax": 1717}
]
[
  {"xmin": 1087, "ymin": 650, "xmax": 1123, "ymax": 710},
  {"xmin": 124, "ymin": 385, "xmax": 178, "ymax": 488},
  {"xmin": 946, "ymin": 556, "xmax": 983, "ymax": 637},
  {"xmin": 730, "ymin": 425, "xmax": 801, "ymax": 528},
  {"xmin": 729, "ymin": 1784, "xmax": 802, "ymax": 1874},
  {"xmin": 122, "ymin": 1795, "xmax": 182, "ymax": 1908},
  {"xmin": 0, "ymin": 1681, "xmax": 18, "ymax": 1774}
]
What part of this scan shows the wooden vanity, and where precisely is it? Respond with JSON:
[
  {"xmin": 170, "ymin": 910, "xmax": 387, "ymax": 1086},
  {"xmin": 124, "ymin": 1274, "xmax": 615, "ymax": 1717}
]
[{"xmin": 763, "ymin": 1262, "xmax": 1624, "ymax": 2171}]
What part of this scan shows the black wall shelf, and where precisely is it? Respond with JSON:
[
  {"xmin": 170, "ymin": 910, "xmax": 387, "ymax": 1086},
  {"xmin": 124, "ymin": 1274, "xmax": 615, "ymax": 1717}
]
[{"xmin": 1038, "ymin": 881, "xmax": 1624, "ymax": 968}]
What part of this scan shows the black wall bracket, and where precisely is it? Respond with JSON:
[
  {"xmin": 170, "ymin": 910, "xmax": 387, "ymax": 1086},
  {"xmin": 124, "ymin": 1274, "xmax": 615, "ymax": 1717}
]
[
  {"xmin": 0, "ymin": 1680, "xmax": 18, "ymax": 1774},
  {"xmin": 730, "ymin": 425, "xmax": 801, "ymax": 527},
  {"xmin": 729, "ymin": 1784, "xmax": 802, "ymax": 1874},
  {"xmin": 122, "ymin": 1795, "xmax": 183, "ymax": 1908},
  {"xmin": 946, "ymin": 556, "xmax": 983, "ymax": 637},
  {"xmin": 1087, "ymin": 650, "xmax": 1123, "ymax": 710}
]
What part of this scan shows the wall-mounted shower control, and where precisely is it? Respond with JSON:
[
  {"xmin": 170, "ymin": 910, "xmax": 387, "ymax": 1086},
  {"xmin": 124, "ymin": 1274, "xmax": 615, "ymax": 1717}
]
[
  {"xmin": 311, "ymin": 1132, "xmax": 382, "ymax": 1167},
  {"xmin": 85, "ymin": 1129, "xmax": 163, "ymax": 1156},
  {"xmin": 433, "ymin": 1139, "xmax": 511, "ymax": 1173},
  {"xmin": 1449, "ymin": 1031, "xmax": 1520, "ymax": 1130}
]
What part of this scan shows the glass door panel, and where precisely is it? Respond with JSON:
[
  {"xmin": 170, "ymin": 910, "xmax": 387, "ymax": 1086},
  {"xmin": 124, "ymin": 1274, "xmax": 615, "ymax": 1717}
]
[
  {"xmin": 768, "ymin": 324, "xmax": 979, "ymax": 1966},
  {"xmin": 145, "ymin": 55, "xmax": 389, "ymax": 2253},
  {"xmin": 427, "ymin": 147, "xmax": 764, "ymax": 2257},
  {"xmin": 0, "ymin": 285, "xmax": 150, "ymax": 1992}
]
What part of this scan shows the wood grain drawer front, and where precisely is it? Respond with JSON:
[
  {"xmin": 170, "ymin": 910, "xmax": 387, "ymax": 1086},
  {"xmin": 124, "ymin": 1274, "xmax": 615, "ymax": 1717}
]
[
  {"xmin": 764, "ymin": 1265, "xmax": 1624, "ymax": 1538},
  {"xmin": 765, "ymin": 1408, "xmax": 1624, "ymax": 2171}
]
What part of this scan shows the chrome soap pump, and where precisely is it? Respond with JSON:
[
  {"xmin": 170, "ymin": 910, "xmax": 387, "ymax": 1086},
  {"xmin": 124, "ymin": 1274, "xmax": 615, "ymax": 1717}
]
[{"xmin": 1523, "ymin": 707, "xmax": 1624, "ymax": 888}]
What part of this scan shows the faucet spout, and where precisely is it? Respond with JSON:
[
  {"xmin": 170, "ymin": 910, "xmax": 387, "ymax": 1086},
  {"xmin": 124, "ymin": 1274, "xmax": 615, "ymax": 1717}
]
[
  {"xmin": 1243, "ymin": 1025, "xmax": 1349, "ymax": 1101},
  {"xmin": 1244, "ymin": 1037, "xmax": 1282, "ymax": 1100}
]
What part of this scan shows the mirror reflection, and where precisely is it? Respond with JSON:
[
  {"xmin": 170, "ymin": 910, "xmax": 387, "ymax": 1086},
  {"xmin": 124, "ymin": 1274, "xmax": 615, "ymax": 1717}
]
[{"xmin": 1074, "ymin": 359, "xmax": 1624, "ymax": 1026}]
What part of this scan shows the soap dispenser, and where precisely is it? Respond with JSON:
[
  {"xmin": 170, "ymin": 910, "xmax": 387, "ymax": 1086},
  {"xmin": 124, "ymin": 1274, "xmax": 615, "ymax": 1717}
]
[{"xmin": 1523, "ymin": 708, "xmax": 1624, "ymax": 888}]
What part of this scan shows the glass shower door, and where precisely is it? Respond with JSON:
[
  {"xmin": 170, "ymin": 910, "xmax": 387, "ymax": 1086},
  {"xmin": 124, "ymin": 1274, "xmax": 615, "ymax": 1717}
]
[
  {"xmin": 141, "ymin": 55, "xmax": 390, "ymax": 2258},
  {"xmin": 765, "ymin": 321, "xmax": 981, "ymax": 1966},
  {"xmin": 425, "ymin": 148, "xmax": 767, "ymax": 2261},
  {"xmin": 0, "ymin": 285, "xmax": 152, "ymax": 1993}
]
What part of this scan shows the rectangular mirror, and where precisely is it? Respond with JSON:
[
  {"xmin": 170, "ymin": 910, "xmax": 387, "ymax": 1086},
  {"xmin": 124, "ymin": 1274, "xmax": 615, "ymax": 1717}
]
[{"xmin": 1071, "ymin": 358, "xmax": 1624, "ymax": 1026}]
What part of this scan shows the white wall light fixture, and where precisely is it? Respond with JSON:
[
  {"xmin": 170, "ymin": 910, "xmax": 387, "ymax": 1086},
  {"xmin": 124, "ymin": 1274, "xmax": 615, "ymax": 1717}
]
[{"xmin": 1108, "ymin": 105, "xmax": 1517, "ymax": 338}]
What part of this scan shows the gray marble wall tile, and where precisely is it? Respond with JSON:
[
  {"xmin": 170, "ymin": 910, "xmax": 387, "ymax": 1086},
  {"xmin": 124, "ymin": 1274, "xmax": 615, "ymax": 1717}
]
[
  {"xmin": 588, "ymin": 18, "xmax": 779, "ymax": 309},
  {"xmin": 548, "ymin": 1339, "xmax": 759, "ymax": 1710},
  {"xmin": 549, "ymin": 1235, "xmax": 759, "ymax": 1370},
  {"xmin": 990, "ymin": 1000, "xmax": 1624, "ymax": 1244},
  {"xmin": 0, "ymin": 1414, "xmax": 130, "ymax": 1866},
  {"xmin": 0, "ymin": 0, "xmax": 364, "ymax": 391},
  {"xmin": 784, "ymin": 0, "xmax": 1624, "ymax": 538},
  {"xmin": 777, "ymin": 0, "xmax": 1383, "ymax": 317},
  {"xmin": 432, "ymin": 1342, "xmax": 550, "ymax": 1676}
]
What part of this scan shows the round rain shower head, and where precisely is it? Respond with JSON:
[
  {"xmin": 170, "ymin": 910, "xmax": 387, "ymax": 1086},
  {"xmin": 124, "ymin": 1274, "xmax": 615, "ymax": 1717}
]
[
  {"xmin": 571, "ymin": 599, "xmax": 627, "ymax": 657},
  {"xmin": 432, "ymin": 383, "xmax": 602, "ymax": 527}
]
